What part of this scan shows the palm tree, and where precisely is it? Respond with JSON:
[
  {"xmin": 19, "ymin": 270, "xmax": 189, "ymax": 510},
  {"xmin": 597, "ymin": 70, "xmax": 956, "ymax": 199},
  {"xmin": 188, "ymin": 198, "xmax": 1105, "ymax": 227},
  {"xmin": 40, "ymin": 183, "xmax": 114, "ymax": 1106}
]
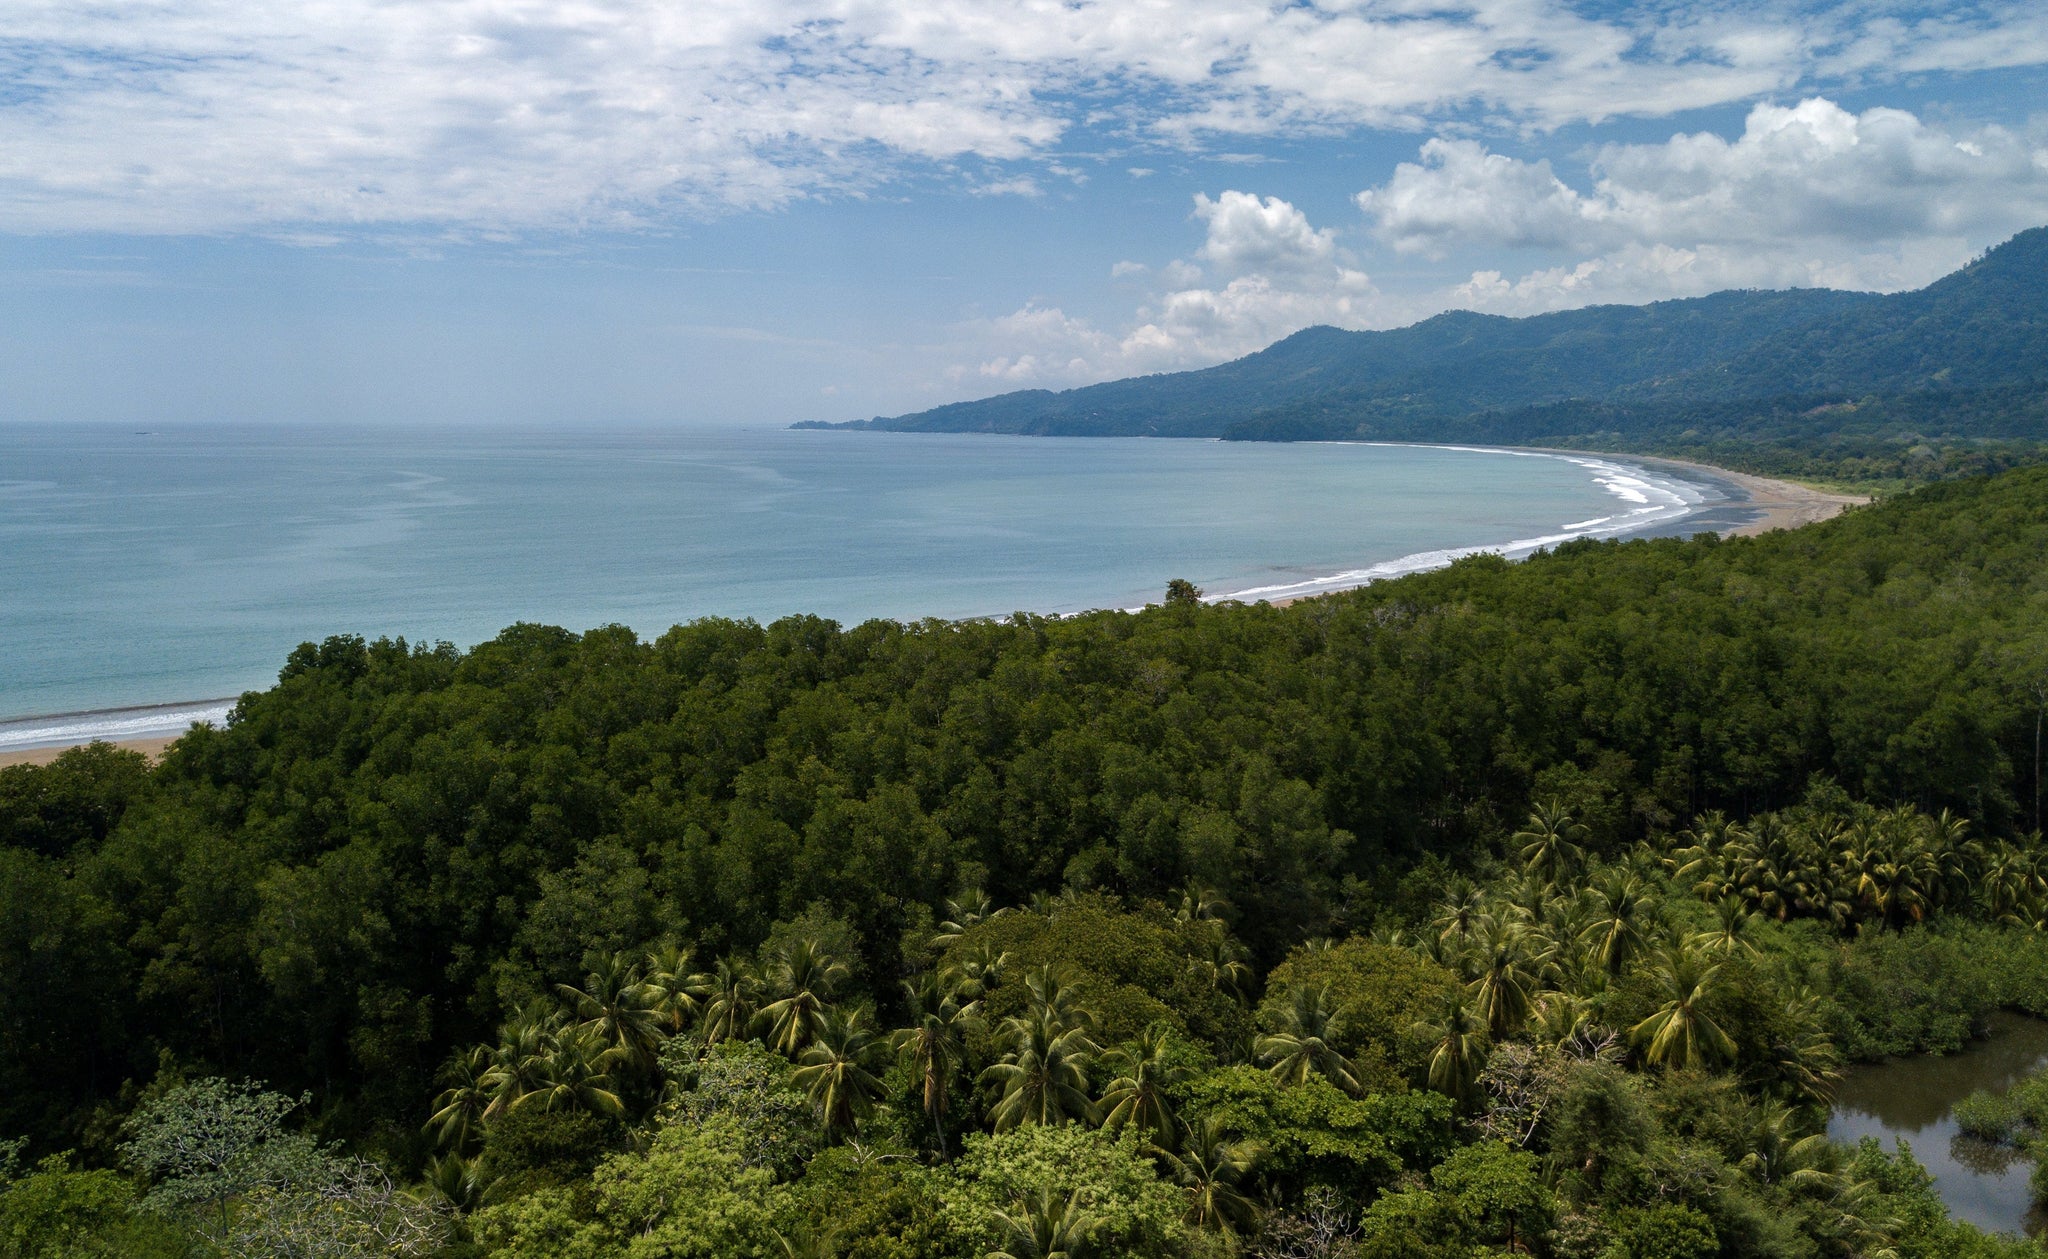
[
  {"xmin": 480, "ymin": 1003, "xmax": 566, "ymax": 1118},
  {"xmin": 556, "ymin": 951, "xmax": 668, "ymax": 1069},
  {"xmin": 1419, "ymin": 989, "xmax": 1489, "ymax": 1108},
  {"xmin": 795, "ymin": 1005, "xmax": 889, "ymax": 1138},
  {"xmin": 1173, "ymin": 884, "xmax": 1232, "ymax": 924},
  {"xmin": 1515, "ymin": 800, "xmax": 1589, "ymax": 886},
  {"xmin": 943, "ymin": 940, "xmax": 1011, "ymax": 1018},
  {"xmin": 981, "ymin": 1010, "xmax": 1099, "ymax": 1130},
  {"xmin": 1468, "ymin": 921, "xmax": 1540, "ymax": 1040},
  {"xmin": 1733, "ymin": 1098, "xmax": 1836, "ymax": 1190},
  {"xmin": 1431, "ymin": 879, "xmax": 1488, "ymax": 947},
  {"xmin": 1157, "ymin": 1115, "xmax": 1263, "ymax": 1234},
  {"xmin": 425, "ymin": 1046, "xmax": 492, "ymax": 1152},
  {"xmin": 1747, "ymin": 987, "xmax": 1842, "ymax": 1107},
  {"xmin": 643, "ymin": 943, "xmax": 709, "ymax": 1034},
  {"xmin": 1631, "ymin": 946, "xmax": 1737, "ymax": 1071},
  {"xmin": 1187, "ymin": 924, "xmax": 1255, "ymax": 1004},
  {"xmin": 1689, "ymin": 896, "xmax": 1759, "ymax": 956},
  {"xmin": 762, "ymin": 936, "xmax": 853, "ymax": 1056},
  {"xmin": 1019, "ymin": 964, "xmax": 1094, "ymax": 1033},
  {"xmin": 892, "ymin": 973, "xmax": 966, "ymax": 1155},
  {"xmin": 1098, "ymin": 1025, "xmax": 1187, "ymax": 1139},
  {"xmin": 513, "ymin": 1023, "xmax": 627, "ymax": 1118},
  {"xmin": 989, "ymin": 1188, "xmax": 1096, "ymax": 1259},
  {"xmin": 1580, "ymin": 869, "xmax": 1658, "ymax": 977},
  {"xmin": 933, "ymin": 888, "xmax": 999, "ymax": 947},
  {"xmin": 1254, "ymin": 985, "xmax": 1360, "ymax": 1095},
  {"xmin": 701, "ymin": 957, "xmax": 762, "ymax": 1045},
  {"xmin": 423, "ymin": 1151, "xmax": 495, "ymax": 1213}
]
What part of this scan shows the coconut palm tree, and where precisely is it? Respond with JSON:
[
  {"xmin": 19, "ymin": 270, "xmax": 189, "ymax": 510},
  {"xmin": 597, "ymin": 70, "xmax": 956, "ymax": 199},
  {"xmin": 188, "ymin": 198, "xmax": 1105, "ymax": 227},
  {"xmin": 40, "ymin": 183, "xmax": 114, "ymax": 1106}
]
[
  {"xmin": 1157, "ymin": 1114, "xmax": 1263, "ymax": 1234},
  {"xmin": 643, "ymin": 943, "xmax": 709, "ymax": 1034},
  {"xmin": 795, "ymin": 1005, "xmax": 889, "ymax": 1138},
  {"xmin": 1173, "ymin": 884, "xmax": 1232, "ymax": 924},
  {"xmin": 1187, "ymin": 924, "xmax": 1255, "ymax": 1004},
  {"xmin": 480, "ymin": 1003, "xmax": 567, "ymax": 1118},
  {"xmin": 943, "ymin": 940, "xmax": 1012, "ymax": 1019},
  {"xmin": 1689, "ymin": 896, "xmax": 1759, "ymax": 957},
  {"xmin": 556, "ymin": 951, "xmax": 668, "ymax": 1070},
  {"xmin": 701, "ymin": 956, "xmax": 762, "ymax": 1045},
  {"xmin": 1254, "ymin": 984, "xmax": 1360, "ymax": 1095},
  {"xmin": 989, "ymin": 1188, "xmax": 1096, "ymax": 1259},
  {"xmin": 1580, "ymin": 869, "xmax": 1658, "ymax": 977},
  {"xmin": 1431, "ymin": 879, "xmax": 1489, "ymax": 948},
  {"xmin": 933, "ymin": 888, "xmax": 1000, "ymax": 947},
  {"xmin": 761, "ymin": 936, "xmax": 853, "ymax": 1056},
  {"xmin": 1468, "ymin": 921, "xmax": 1540, "ymax": 1040},
  {"xmin": 892, "ymin": 972, "xmax": 966, "ymax": 1155},
  {"xmin": 1419, "ymin": 989, "xmax": 1489, "ymax": 1109},
  {"xmin": 1515, "ymin": 800, "xmax": 1589, "ymax": 887},
  {"xmin": 425, "ymin": 1045, "xmax": 492, "ymax": 1152},
  {"xmin": 513, "ymin": 1023, "xmax": 627, "ymax": 1118},
  {"xmin": 1098, "ymin": 1024, "xmax": 1187, "ymax": 1139},
  {"xmin": 1631, "ymin": 946, "xmax": 1737, "ymax": 1071},
  {"xmin": 1025, "ymin": 964, "xmax": 1091, "ymax": 1024},
  {"xmin": 981, "ymin": 1010, "xmax": 1099, "ymax": 1130}
]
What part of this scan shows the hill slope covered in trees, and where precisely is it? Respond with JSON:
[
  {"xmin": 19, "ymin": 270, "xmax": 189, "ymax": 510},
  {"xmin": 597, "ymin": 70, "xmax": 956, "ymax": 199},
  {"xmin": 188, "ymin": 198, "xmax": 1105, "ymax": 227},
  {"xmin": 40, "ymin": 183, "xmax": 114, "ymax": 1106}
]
[{"xmin": 802, "ymin": 228, "xmax": 2048, "ymax": 486}]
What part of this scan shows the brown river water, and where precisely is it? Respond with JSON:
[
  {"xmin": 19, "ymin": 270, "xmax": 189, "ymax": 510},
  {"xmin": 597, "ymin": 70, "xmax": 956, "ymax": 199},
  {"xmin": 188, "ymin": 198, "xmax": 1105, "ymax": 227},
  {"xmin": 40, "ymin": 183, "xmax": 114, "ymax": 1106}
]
[{"xmin": 1826, "ymin": 1011, "xmax": 2048, "ymax": 1237}]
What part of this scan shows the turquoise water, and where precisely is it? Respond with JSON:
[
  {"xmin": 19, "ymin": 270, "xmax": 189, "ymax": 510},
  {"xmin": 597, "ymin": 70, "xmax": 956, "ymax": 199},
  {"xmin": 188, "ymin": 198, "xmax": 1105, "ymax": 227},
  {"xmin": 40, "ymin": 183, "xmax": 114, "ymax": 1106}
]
[{"xmin": 0, "ymin": 424, "xmax": 1729, "ymax": 742}]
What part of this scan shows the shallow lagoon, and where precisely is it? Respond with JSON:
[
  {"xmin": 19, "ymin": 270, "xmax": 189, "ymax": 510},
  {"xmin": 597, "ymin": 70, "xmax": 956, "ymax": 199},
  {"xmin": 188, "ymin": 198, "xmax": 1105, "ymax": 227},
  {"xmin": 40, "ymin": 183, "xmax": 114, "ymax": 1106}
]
[{"xmin": 1827, "ymin": 1012, "xmax": 2048, "ymax": 1237}]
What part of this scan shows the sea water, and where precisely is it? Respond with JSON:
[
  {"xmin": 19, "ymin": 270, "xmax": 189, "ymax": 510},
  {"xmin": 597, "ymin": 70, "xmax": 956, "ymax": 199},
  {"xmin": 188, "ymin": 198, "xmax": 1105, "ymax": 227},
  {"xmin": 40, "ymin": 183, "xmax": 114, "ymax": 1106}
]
[{"xmin": 0, "ymin": 423, "xmax": 1732, "ymax": 746}]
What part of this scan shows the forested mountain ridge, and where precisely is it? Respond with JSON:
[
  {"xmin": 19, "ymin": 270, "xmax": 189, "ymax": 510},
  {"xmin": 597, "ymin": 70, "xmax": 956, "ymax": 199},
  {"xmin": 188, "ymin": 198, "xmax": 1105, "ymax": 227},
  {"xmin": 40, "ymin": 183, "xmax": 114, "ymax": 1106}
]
[{"xmin": 799, "ymin": 227, "xmax": 2048, "ymax": 470}]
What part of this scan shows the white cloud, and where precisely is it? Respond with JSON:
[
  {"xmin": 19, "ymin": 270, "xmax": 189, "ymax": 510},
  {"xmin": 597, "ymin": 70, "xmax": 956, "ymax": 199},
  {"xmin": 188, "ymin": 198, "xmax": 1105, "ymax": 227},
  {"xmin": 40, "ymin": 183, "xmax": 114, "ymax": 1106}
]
[
  {"xmin": 958, "ymin": 190, "xmax": 1382, "ymax": 386},
  {"xmin": 1359, "ymin": 98, "xmax": 2048, "ymax": 308},
  {"xmin": 3, "ymin": 0, "xmax": 2046, "ymax": 234}
]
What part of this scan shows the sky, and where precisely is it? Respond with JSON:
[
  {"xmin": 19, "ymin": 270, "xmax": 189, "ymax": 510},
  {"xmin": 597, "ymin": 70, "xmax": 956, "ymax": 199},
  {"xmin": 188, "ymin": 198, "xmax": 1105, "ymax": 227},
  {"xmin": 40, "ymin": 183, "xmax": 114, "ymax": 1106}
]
[{"xmin": 2, "ymin": 0, "xmax": 2046, "ymax": 427}]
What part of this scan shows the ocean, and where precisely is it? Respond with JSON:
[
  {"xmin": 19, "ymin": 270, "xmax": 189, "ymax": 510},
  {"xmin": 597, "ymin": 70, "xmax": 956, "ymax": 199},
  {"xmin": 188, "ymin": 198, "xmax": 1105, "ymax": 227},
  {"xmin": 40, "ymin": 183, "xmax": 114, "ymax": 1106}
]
[{"xmin": 0, "ymin": 423, "xmax": 1736, "ymax": 748}]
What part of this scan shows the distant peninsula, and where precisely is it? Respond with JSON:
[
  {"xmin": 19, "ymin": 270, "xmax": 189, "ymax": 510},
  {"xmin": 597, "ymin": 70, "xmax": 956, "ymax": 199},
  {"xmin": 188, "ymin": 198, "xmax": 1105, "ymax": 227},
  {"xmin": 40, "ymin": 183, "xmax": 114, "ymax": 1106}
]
[{"xmin": 796, "ymin": 227, "xmax": 2048, "ymax": 488}]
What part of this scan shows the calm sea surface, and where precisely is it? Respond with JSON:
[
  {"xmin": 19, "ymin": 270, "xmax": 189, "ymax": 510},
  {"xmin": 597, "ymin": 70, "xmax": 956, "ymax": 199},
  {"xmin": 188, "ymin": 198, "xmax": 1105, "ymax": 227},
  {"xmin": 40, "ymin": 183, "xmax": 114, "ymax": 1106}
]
[{"xmin": 0, "ymin": 423, "xmax": 1731, "ymax": 742}]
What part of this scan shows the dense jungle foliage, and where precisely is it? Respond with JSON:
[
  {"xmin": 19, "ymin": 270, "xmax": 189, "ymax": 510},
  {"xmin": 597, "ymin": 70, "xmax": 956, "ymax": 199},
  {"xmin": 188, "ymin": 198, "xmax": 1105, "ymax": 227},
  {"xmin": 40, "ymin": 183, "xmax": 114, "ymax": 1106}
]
[{"xmin": 8, "ymin": 465, "xmax": 2048, "ymax": 1255}]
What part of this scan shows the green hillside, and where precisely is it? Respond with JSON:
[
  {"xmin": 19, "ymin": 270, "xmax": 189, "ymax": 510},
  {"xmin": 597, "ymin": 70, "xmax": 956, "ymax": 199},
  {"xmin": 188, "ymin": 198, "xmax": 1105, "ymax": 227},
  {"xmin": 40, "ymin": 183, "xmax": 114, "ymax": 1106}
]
[{"xmin": 802, "ymin": 228, "xmax": 2048, "ymax": 483}]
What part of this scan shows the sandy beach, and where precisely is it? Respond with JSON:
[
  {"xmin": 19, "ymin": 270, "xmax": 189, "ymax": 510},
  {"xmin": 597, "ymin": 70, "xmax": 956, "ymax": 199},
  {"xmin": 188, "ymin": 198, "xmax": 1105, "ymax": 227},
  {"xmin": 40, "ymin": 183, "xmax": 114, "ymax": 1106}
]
[
  {"xmin": 0, "ymin": 736, "xmax": 178, "ymax": 768},
  {"xmin": 1627, "ymin": 456, "xmax": 1869, "ymax": 537}
]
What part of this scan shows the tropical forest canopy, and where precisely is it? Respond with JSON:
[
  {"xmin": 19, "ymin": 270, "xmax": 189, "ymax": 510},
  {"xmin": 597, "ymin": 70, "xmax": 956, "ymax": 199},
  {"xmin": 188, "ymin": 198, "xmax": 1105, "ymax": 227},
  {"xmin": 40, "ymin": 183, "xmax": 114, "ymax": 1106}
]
[{"xmin": 6, "ymin": 467, "xmax": 2048, "ymax": 1255}]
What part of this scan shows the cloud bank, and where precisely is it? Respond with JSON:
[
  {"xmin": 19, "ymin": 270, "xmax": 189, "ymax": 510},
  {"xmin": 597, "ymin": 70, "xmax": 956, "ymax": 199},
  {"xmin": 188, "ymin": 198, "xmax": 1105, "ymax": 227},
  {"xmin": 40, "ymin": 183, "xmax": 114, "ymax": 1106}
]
[
  {"xmin": 959, "ymin": 99, "xmax": 2048, "ymax": 386},
  {"xmin": 3, "ymin": 0, "xmax": 2046, "ymax": 233}
]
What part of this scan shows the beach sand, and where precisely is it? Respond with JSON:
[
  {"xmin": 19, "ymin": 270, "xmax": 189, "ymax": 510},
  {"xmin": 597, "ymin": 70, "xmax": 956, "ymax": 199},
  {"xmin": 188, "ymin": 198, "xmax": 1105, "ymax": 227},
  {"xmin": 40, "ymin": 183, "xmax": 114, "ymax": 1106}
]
[
  {"xmin": 1629, "ymin": 457, "xmax": 1869, "ymax": 538},
  {"xmin": 0, "ymin": 736, "xmax": 178, "ymax": 768}
]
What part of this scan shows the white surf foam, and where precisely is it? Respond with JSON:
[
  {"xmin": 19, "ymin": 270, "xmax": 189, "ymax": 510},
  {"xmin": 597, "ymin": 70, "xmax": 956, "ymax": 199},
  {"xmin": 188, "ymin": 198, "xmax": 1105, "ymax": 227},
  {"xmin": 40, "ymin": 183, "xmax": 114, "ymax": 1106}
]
[
  {"xmin": 1207, "ymin": 445, "xmax": 1707, "ymax": 605},
  {"xmin": 0, "ymin": 700, "xmax": 236, "ymax": 753}
]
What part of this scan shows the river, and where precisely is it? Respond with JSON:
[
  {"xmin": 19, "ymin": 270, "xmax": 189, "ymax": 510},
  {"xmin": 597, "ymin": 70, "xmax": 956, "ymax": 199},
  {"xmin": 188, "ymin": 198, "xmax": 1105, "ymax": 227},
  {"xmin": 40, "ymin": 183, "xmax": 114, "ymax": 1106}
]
[{"xmin": 1827, "ymin": 1011, "xmax": 2048, "ymax": 1237}]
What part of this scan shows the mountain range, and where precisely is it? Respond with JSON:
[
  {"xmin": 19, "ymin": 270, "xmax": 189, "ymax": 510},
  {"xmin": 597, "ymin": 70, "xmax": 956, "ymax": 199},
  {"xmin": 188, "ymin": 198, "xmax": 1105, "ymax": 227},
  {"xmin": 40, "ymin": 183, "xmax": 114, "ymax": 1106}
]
[{"xmin": 798, "ymin": 227, "xmax": 2048, "ymax": 449}]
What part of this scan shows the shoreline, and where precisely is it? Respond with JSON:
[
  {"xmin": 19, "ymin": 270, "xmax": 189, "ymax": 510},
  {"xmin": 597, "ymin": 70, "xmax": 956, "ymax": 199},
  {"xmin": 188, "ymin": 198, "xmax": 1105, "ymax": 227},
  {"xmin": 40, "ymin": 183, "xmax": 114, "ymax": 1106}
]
[
  {"xmin": 0, "ymin": 449, "xmax": 1869, "ymax": 765},
  {"xmin": 1617, "ymin": 455, "xmax": 1868, "ymax": 537}
]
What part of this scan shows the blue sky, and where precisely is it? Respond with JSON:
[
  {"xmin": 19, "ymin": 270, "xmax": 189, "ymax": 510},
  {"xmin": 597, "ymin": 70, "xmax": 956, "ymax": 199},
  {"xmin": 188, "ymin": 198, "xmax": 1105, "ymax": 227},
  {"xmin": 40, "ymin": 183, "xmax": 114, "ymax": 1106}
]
[{"xmin": 2, "ymin": 0, "xmax": 2045, "ymax": 427}]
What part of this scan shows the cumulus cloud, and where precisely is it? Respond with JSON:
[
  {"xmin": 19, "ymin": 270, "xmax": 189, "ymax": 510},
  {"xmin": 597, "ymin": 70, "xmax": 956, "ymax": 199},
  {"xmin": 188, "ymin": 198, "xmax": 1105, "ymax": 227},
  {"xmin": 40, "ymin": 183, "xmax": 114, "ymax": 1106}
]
[
  {"xmin": 1359, "ymin": 98, "xmax": 2048, "ymax": 308},
  {"xmin": 959, "ymin": 190, "xmax": 1381, "ymax": 387},
  {"xmin": 3, "ymin": 0, "xmax": 2046, "ymax": 234}
]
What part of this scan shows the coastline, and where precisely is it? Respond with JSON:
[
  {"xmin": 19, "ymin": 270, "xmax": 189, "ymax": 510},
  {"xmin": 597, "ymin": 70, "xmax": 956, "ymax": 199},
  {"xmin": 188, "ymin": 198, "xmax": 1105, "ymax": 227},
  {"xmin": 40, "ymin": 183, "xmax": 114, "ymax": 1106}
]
[
  {"xmin": 1620, "ymin": 455, "xmax": 1868, "ymax": 537},
  {"xmin": 0, "ymin": 449, "xmax": 1868, "ymax": 764},
  {"xmin": 0, "ymin": 736, "xmax": 178, "ymax": 769}
]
